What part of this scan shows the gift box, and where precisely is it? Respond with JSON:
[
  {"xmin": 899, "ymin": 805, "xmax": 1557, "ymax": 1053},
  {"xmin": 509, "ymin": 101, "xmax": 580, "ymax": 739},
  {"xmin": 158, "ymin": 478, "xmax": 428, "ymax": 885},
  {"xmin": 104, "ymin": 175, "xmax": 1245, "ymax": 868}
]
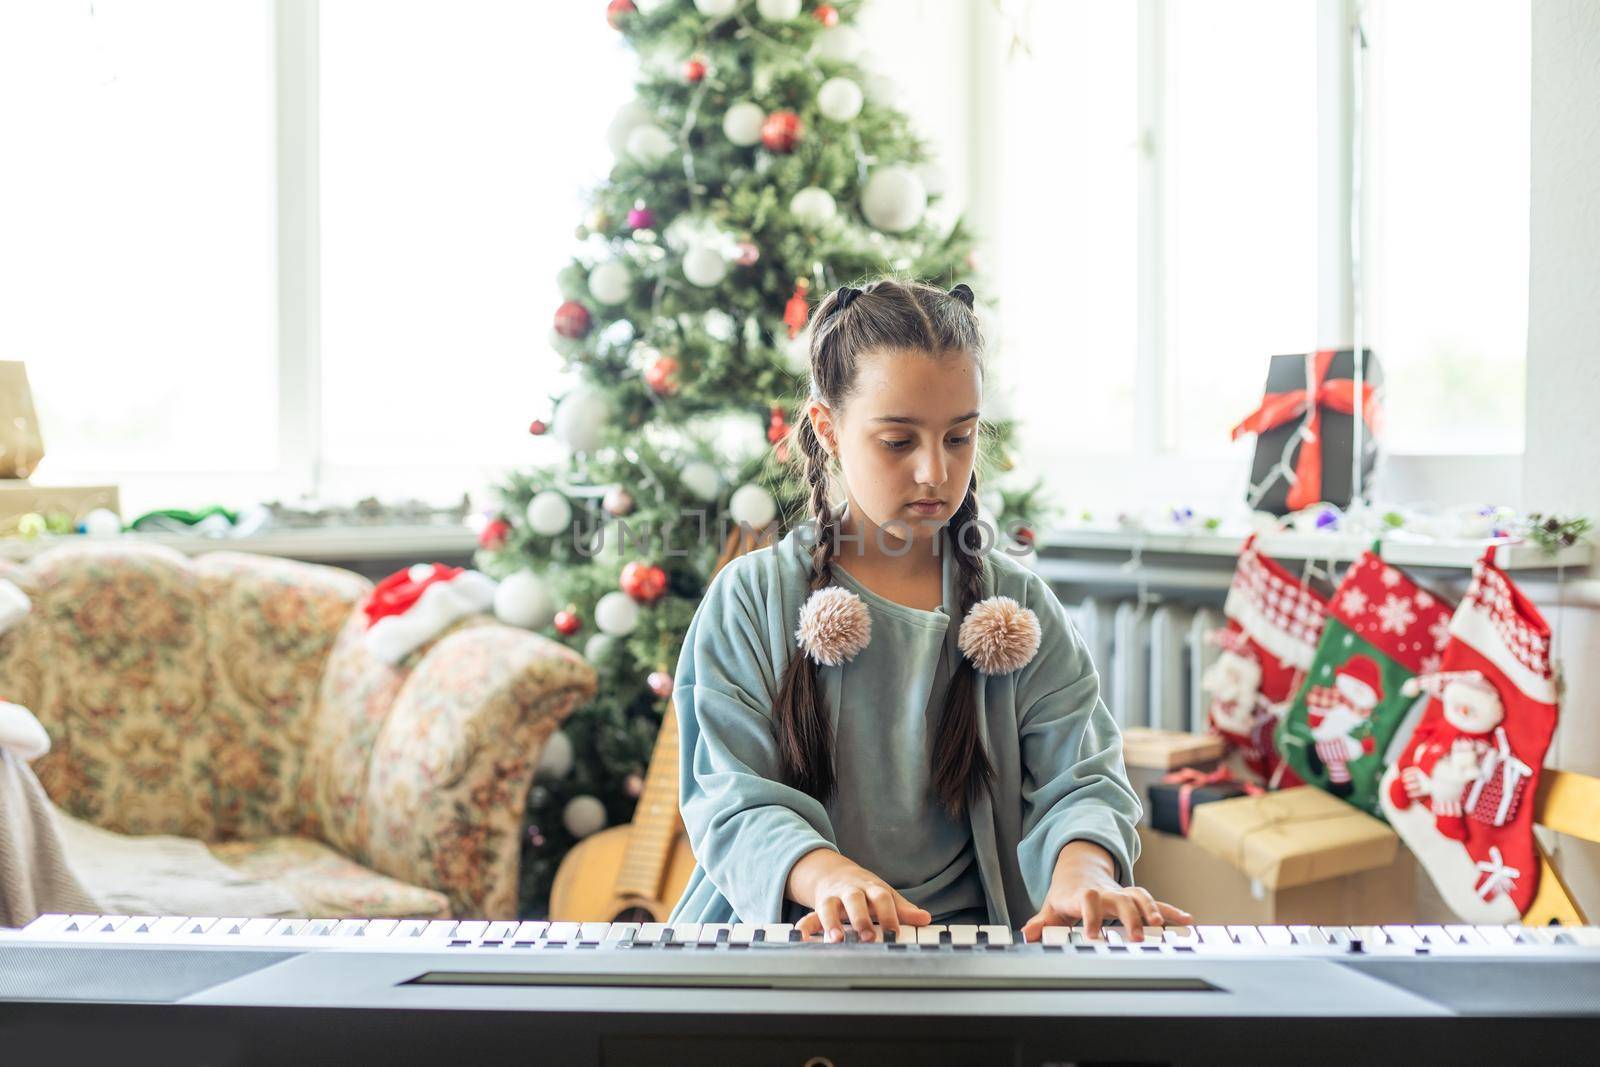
[
  {"xmin": 1231, "ymin": 348, "xmax": 1383, "ymax": 517},
  {"xmin": 1148, "ymin": 768, "xmax": 1257, "ymax": 836},
  {"xmin": 1187, "ymin": 785, "xmax": 1398, "ymax": 891},
  {"xmin": 0, "ymin": 362, "xmax": 44, "ymax": 480},
  {"xmin": 0, "ymin": 482, "xmax": 121, "ymax": 528},
  {"xmin": 1119, "ymin": 728, "xmax": 1225, "ymax": 827}
]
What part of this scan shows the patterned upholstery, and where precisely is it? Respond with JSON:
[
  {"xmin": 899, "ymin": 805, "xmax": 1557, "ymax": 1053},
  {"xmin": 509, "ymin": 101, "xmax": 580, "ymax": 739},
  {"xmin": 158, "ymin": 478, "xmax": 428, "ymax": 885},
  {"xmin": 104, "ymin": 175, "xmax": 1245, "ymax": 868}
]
[{"xmin": 0, "ymin": 543, "xmax": 595, "ymax": 918}]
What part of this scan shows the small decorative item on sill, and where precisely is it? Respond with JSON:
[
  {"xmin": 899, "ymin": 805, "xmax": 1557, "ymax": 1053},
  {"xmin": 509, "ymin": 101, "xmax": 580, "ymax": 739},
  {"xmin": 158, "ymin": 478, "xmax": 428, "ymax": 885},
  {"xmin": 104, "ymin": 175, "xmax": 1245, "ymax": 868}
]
[
  {"xmin": 1232, "ymin": 348, "xmax": 1383, "ymax": 517},
  {"xmin": 1148, "ymin": 767, "xmax": 1261, "ymax": 837}
]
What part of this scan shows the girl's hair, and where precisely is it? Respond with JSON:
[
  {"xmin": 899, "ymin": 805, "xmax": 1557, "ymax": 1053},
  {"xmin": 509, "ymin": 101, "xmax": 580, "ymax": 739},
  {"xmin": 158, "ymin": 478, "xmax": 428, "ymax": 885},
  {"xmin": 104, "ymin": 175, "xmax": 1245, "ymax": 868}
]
[{"xmin": 775, "ymin": 277, "xmax": 994, "ymax": 818}]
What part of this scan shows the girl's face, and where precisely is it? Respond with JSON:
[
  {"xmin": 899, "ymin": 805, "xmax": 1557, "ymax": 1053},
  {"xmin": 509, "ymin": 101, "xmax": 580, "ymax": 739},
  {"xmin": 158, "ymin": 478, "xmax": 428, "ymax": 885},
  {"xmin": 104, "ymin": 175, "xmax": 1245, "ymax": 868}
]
[{"xmin": 807, "ymin": 348, "xmax": 983, "ymax": 554}]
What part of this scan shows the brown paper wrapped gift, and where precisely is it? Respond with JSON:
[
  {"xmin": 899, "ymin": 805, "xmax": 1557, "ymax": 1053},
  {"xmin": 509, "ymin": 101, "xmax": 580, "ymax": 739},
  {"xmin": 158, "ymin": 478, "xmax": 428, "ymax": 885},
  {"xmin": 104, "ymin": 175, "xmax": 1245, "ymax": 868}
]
[
  {"xmin": 1187, "ymin": 785, "xmax": 1397, "ymax": 890},
  {"xmin": 0, "ymin": 362, "xmax": 45, "ymax": 479},
  {"xmin": 1121, "ymin": 728, "xmax": 1225, "ymax": 827},
  {"xmin": 0, "ymin": 483, "xmax": 121, "ymax": 527}
]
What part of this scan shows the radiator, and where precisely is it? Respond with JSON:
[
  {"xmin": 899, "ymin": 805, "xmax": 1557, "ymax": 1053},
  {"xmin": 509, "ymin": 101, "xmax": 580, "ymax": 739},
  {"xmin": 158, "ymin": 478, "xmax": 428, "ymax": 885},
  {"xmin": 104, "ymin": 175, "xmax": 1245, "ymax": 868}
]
[{"xmin": 1066, "ymin": 597, "xmax": 1225, "ymax": 733}]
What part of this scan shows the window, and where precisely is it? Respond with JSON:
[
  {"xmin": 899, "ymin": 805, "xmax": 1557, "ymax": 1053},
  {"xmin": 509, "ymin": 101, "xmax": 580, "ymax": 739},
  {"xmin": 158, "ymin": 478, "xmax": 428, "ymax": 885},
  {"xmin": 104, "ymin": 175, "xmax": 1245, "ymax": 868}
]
[{"xmin": 0, "ymin": 1, "xmax": 277, "ymax": 477}]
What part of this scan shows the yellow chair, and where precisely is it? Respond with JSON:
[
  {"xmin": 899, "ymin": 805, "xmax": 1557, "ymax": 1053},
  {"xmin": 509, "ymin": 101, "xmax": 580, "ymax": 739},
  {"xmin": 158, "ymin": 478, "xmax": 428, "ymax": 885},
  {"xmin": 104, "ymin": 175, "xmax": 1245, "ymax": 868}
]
[{"xmin": 1524, "ymin": 767, "xmax": 1600, "ymax": 925}]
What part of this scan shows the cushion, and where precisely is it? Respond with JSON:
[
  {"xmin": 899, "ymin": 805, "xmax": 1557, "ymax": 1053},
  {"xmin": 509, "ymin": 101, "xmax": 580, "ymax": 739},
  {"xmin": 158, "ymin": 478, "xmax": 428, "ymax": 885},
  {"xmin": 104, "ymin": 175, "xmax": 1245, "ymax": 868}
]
[{"xmin": 208, "ymin": 836, "xmax": 451, "ymax": 919}]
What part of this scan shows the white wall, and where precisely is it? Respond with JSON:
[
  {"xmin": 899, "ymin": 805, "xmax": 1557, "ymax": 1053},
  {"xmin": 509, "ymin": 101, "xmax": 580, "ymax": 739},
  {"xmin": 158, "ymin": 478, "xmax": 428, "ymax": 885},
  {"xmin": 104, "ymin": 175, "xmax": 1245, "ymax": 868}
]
[{"xmin": 1525, "ymin": 0, "xmax": 1600, "ymax": 915}]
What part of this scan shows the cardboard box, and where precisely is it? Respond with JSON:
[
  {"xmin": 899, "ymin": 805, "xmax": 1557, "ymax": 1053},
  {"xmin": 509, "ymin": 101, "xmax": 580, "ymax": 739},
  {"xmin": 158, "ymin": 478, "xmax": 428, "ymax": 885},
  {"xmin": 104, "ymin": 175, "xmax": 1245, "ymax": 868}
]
[
  {"xmin": 0, "ymin": 362, "xmax": 44, "ymax": 479},
  {"xmin": 1135, "ymin": 824, "xmax": 1417, "ymax": 925},
  {"xmin": 1121, "ymin": 728, "xmax": 1225, "ymax": 827},
  {"xmin": 0, "ymin": 482, "xmax": 121, "ymax": 526},
  {"xmin": 1187, "ymin": 786, "xmax": 1397, "ymax": 890}
]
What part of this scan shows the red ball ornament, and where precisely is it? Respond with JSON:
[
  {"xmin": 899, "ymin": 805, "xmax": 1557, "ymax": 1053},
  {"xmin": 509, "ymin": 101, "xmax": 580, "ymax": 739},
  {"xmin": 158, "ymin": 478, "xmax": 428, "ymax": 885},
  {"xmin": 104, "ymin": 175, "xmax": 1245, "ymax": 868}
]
[
  {"xmin": 1014, "ymin": 525, "xmax": 1035, "ymax": 546},
  {"xmin": 528, "ymin": 419, "xmax": 548, "ymax": 436},
  {"xmin": 647, "ymin": 670, "xmax": 674, "ymax": 698},
  {"xmin": 767, "ymin": 404, "xmax": 790, "ymax": 444},
  {"xmin": 761, "ymin": 110, "xmax": 803, "ymax": 153},
  {"xmin": 626, "ymin": 204, "xmax": 655, "ymax": 231},
  {"xmin": 644, "ymin": 354, "xmax": 680, "ymax": 396},
  {"xmin": 553, "ymin": 300, "xmax": 592, "ymax": 339},
  {"xmin": 606, "ymin": 0, "xmax": 635, "ymax": 30},
  {"xmin": 554, "ymin": 609, "xmax": 582, "ymax": 636},
  {"xmin": 684, "ymin": 57, "xmax": 706, "ymax": 83},
  {"xmin": 478, "ymin": 517, "xmax": 512, "ymax": 550},
  {"xmin": 814, "ymin": 4, "xmax": 839, "ymax": 27},
  {"xmin": 784, "ymin": 277, "xmax": 811, "ymax": 339},
  {"xmin": 620, "ymin": 561, "xmax": 669, "ymax": 603}
]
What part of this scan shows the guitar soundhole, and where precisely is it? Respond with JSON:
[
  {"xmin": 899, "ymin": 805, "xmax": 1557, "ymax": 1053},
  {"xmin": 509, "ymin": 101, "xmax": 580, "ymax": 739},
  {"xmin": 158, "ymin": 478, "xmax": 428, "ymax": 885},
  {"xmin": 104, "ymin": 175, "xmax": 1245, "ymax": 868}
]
[{"xmin": 613, "ymin": 905, "xmax": 656, "ymax": 924}]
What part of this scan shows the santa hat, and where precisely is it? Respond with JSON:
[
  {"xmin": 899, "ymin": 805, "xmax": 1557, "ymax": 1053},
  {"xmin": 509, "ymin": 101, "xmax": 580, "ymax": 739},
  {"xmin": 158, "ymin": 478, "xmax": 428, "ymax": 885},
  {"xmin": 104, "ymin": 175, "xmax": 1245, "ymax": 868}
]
[
  {"xmin": 1333, "ymin": 655, "xmax": 1383, "ymax": 709},
  {"xmin": 1401, "ymin": 669, "xmax": 1496, "ymax": 701},
  {"xmin": 364, "ymin": 563, "xmax": 498, "ymax": 665}
]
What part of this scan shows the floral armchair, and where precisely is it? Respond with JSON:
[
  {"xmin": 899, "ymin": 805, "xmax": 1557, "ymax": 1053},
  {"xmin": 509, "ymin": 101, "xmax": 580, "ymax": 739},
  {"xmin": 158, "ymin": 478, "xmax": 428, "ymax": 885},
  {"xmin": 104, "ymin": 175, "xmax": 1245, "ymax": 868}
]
[{"xmin": 0, "ymin": 543, "xmax": 594, "ymax": 919}]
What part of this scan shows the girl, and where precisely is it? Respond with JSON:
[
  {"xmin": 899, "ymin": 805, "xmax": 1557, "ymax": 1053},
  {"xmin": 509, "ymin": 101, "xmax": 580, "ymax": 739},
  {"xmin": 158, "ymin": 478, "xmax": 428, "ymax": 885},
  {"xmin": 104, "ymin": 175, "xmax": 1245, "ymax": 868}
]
[{"xmin": 668, "ymin": 278, "xmax": 1190, "ymax": 943}]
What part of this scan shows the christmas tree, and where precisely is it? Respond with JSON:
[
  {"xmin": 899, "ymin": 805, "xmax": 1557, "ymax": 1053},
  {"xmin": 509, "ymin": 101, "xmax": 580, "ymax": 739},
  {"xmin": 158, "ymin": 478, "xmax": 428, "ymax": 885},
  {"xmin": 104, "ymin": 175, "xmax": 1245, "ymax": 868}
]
[{"xmin": 477, "ymin": 0, "xmax": 1049, "ymax": 916}]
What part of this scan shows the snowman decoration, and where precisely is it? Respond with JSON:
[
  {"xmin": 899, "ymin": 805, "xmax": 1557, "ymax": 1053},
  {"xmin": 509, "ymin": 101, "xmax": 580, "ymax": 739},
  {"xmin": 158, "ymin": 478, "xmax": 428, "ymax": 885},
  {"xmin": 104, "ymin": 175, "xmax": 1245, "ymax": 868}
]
[
  {"xmin": 1389, "ymin": 670, "xmax": 1526, "ymax": 842},
  {"xmin": 1304, "ymin": 654, "xmax": 1382, "ymax": 793}
]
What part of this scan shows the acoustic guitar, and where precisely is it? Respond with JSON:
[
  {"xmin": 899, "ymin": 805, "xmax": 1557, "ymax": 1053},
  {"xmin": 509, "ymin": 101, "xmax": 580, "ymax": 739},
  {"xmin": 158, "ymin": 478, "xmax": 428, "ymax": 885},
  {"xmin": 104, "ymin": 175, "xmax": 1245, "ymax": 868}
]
[{"xmin": 547, "ymin": 523, "xmax": 775, "ymax": 922}]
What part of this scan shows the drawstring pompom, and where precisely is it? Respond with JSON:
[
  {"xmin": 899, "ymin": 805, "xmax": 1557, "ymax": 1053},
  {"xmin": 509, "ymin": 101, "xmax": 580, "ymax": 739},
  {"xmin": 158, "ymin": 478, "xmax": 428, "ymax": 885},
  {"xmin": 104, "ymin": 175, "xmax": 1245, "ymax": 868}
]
[
  {"xmin": 958, "ymin": 596, "xmax": 1041, "ymax": 674},
  {"xmin": 795, "ymin": 586, "xmax": 872, "ymax": 666}
]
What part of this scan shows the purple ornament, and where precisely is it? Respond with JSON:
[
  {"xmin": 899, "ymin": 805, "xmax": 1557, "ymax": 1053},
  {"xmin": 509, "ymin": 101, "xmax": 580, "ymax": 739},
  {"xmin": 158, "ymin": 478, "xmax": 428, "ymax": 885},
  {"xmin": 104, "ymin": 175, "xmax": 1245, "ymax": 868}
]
[
  {"xmin": 628, "ymin": 205, "xmax": 655, "ymax": 231},
  {"xmin": 1315, "ymin": 507, "xmax": 1340, "ymax": 530}
]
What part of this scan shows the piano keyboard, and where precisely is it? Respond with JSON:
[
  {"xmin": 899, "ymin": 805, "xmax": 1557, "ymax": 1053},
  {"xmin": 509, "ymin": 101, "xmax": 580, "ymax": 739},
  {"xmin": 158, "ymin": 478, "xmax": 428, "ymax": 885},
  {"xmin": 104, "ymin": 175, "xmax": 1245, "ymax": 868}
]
[{"xmin": 11, "ymin": 914, "xmax": 1600, "ymax": 957}]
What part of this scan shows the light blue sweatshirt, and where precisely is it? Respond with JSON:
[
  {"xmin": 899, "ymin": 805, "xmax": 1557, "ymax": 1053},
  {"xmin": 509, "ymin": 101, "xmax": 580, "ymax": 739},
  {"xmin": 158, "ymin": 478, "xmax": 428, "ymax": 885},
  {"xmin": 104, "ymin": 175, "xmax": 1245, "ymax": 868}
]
[{"xmin": 668, "ymin": 522, "xmax": 1142, "ymax": 927}]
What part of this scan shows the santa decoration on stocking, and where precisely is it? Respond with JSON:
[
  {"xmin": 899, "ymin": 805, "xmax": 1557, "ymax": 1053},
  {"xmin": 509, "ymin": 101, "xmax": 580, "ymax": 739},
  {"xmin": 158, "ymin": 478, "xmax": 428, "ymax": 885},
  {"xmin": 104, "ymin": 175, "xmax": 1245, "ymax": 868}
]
[
  {"xmin": 1202, "ymin": 629, "xmax": 1298, "ymax": 787},
  {"xmin": 1304, "ymin": 655, "xmax": 1382, "ymax": 789},
  {"xmin": 1380, "ymin": 548, "xmax": 1557, "ymax": 922}
]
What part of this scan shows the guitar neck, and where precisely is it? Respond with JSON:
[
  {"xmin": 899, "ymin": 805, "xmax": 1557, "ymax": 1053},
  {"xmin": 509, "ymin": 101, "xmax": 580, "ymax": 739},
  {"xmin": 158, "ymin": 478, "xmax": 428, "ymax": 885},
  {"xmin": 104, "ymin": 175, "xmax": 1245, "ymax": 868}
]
[{"xmin": 613, "ymin": 704, "xmax": 683, "ymax": 900}]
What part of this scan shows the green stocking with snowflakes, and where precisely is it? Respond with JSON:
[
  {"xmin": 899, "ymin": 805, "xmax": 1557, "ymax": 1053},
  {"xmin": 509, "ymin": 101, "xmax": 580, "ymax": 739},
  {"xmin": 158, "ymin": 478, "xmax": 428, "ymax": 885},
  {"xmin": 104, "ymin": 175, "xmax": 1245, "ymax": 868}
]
[{"xmin": 1278, "ymin": 545, "xmax": 1453, "ymax": 813}]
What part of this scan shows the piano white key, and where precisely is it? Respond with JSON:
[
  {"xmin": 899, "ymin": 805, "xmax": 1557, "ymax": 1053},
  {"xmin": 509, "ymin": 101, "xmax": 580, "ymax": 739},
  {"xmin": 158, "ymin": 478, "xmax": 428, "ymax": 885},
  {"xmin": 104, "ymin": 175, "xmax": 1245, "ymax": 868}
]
[
  {"xmin": 949, "ymin": 925, "xmax": 978, "ymax": 947},
  {"xmin": 729, "ymin": 923, "xmax": 758, "ymax": 945},
  {"xmin": 1519, "ymin": 925, "xmax": 1558, "ymax": 945},
  {"xmin": 1292, "ymin": 926, "xmax": 1330, "ymax": 947},
  {"xmin": 93, "ymin": 916, "xmax": 131, "ymax": 934},
  {"xmin": 1102, "ymin": 927, "xmax": 1126, "ymax": 945},
  {"xmin": 1259, "ymin": 926, "xmax": 1294, "ymax": 947},
  {"xmin": 422, "ymin": 920, "xmax": 458, "ymax": 940},
  {"xmin": 1041, "ymin": 926, "xmax": 1072, "ymax": 947},
  {"xmin": 606, "ymin": 923, "xmax": 640, "ymax": 942},
  {"xmin": 1350, "ymin": 925, "xmax": 1388, "ymax": 946},
  {"xmin": 362, "ymin": 920, "xmax": 397, "ymax": 939},
  {"xmin": 179, "ymin": 917, "xmax": 218, "ymax": 935},
  {"xmin": 980, "ymin": 925, "xmax": 1013, "ymax": 946},
  {"xmin": 63, "ymin": 914, "xmax": 102, "ymax": 933},
  {"xmin": 512, "ymin": 921, "xmax": 549, "ymax": 942},
  {"xmin": 1474, "ymin": 925, "xmax": 1515, "ymax": 946},
  {"xmin": 1228, "ymin": 925, "xmax": 1264, "ymax": 946},
  {"xmin": 148, "ymin": 916, "xmax": 190, "ymax": 937},
  {"xmin": 635, "ymin": 923, "xmax": 669, "ymax": 944},
  {"xmin": 697, "ymin": 923, "xmax": 731, "ymax": 946},
  {"xmin": 268, "ymin": 919, "xmax": 304, "ymax": 937},
  {"xmin": 484, "ymin": 921, "xmax": 519, "ymax": 942},
  {"xmin": 1197, "ymin": 925, "xmax": 1234, "ymax": 945},
  {"xmin": 211, "ymin": 918, "xmax": 251, "ymax": 937},
  {"xmin": 1413, "ymin": 924, "xmax": 1451, "ymax": 945},
  {"xmin": 452, "ymin": 921, "xmax": 488, "ymax": 942},
  {"xmin": 391, "ymin": 919, "xmax": 429, "ymax": 939},
  {"xmin": 545, "ymin": 922, "xmax": 581, "ymax": 944},
  {"xmin": 239, "ymin": 918, "xmax": 279, "ymax": 938},
  {"xmin": 1446, "ymin": 924, "xmax": 1485, "ymax": 946},
  {"xmin": 670, "ymin": 922, "xmax": 702, "ymax": 945},
  {"xmin": 1567, "ymin": 927, "xmax": 1600, "ymax": 947},
  {"xmin": 21, "ymin": 914, "xmax": 73, "ymax": 935},
  {"xmin": 1070, "ymin": 929, "xmax": 1106, "ymax": 946},
  {"xmin": 1320, "ymin": 926, "xmax": 1356, "ymax": 944},
  {"xmin": 1382, "ymin": 921, "xmax": 1420, "ymax": 947},
  {"xmin": 915, "ymin": 925, "xmax": 947, "ymax": 946},
  {"xmin": 579, "ymin": 922, "xmax": 611, "ymax": 943},
  {"xmin": 303, "ymin": 919, "xmax": 339, "ymax": 937},
  {"xmin": 1163, "ymin": 926, "xmax": 1198, "ymax": 943}
]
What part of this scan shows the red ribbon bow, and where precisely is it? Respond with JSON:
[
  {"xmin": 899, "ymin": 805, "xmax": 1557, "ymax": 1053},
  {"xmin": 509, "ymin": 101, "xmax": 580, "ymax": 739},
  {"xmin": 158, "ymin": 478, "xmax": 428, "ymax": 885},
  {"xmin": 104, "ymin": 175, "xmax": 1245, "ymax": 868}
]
[
  {"xmin": 1230, "ymin": 349, "xmax": 1384, "ymax": 513},
  {"xmin": 1160, "ymin": 766, "xmax": 1263, "ymax": 836}
]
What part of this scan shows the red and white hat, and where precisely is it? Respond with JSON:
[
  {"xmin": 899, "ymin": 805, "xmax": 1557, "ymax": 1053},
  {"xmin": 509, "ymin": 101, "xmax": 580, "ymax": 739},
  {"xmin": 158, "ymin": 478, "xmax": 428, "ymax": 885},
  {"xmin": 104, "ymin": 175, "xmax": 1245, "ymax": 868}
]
[
  {"xmin": 363, "ymin": 563, "xmax": 498, "ymax": 665},
  {"xmin": 1333, "ymin": 655, "xmax": 1383, "ymax": 709}
]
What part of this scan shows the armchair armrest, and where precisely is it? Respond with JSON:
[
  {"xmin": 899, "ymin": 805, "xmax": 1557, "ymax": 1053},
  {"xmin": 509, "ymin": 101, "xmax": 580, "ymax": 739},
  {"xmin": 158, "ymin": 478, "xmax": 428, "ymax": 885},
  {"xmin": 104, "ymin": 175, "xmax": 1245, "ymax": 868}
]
[{"xmin": 359, "ymin": 621, "xmax": 596, "ymax": 917}]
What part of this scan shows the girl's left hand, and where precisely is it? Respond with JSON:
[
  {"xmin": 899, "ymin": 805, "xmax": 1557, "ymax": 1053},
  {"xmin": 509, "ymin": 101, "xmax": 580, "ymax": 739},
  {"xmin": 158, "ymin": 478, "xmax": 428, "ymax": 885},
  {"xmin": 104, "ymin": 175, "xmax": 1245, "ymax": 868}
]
[{"xmin": 1019, "ymin": 840, "xmax": 1192, "ymax": 943}]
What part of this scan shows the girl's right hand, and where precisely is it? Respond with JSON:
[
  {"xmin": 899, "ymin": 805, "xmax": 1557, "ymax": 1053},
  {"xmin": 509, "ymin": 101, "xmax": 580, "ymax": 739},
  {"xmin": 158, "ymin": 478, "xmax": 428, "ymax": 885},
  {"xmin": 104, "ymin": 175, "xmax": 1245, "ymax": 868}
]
[{"xmin": 786, "ymin": 847, "xmax": 930, "ymax": 942}]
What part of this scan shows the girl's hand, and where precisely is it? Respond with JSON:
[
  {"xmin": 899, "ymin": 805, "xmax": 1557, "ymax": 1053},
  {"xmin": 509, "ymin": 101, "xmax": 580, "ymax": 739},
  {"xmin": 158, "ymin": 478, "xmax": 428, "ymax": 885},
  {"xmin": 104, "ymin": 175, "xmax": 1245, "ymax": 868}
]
[
  {"xmin": 786, "ymin": 847, "xmax": 930, "ymax": 942},
  {"xmin": 1020, "ymin": 840, "xmax": 1193, "ymax": 943}
]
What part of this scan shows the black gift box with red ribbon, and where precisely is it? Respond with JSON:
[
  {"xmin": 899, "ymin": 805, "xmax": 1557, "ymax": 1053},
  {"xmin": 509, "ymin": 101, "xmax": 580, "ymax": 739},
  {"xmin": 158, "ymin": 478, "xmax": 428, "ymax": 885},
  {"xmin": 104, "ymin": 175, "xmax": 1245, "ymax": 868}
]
[
  {"xmin": 1148, "ymin": 769, "xmax": 1258, "ymax": 837},
  {"xmin": 1232, "ymin": 348, "xmax": 1384, "ymax": 517}
]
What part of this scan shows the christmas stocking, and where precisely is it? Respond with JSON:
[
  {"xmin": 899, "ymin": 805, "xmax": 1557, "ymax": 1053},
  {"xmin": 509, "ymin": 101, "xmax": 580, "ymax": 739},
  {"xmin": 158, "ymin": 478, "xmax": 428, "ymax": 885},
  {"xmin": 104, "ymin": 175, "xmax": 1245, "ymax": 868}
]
[
  {"xmin": 1380, "ymin": 548, "xmax": 1558, "ymax": 921},
  {"xmin": 1202, "ymin": 534, "xmax": 1329, "ymax": 787},
  {"xmin": 1278, "ymin": 545, "xmax": 1453, "ymax": 813}
]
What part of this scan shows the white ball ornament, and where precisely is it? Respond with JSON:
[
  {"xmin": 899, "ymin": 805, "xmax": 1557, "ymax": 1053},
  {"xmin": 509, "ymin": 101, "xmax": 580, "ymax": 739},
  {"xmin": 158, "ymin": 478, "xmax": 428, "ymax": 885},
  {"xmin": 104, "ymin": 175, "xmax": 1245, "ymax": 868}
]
[
  {"xmin": 562, "ymin": 794, "xmax": 608, "ymax": 839},
  {"xmin": 605, "ymin": 101, "xmax": 653, "ymax": 158},
  {"xmin": 756, "ymin": 0, "xmax": 801, "ymax": 19},
  {"xmin": 595, "ymin": 590, "xmax": 641, "ymax": 637},
  {"xmin": 817, "ymin": 77, "xmax": 863, "ymax": 122},
  {"xmin": 682, "ymin": 244, "xmax": 729, "ymax": 287},
  {"xmin": 584, "ymin": 633, "xmax": 616, "ymax": 663},
  {"xmin": 83, "ymin": 508, "xmax": 122, "ymax": 537},
  {"xmin": 729, "ymin": 483, "xmax": 778, "ymax": 529},
  {"xmin": 526, "ymin": 490, "xmax": 573, "ymax": 536},
  {"xmin": 536, "ymin": 729, "xmax": 574, "ymax": 780},
  {"xmin": 493, "ymin": 570, "xmax": 555, "ymax": 630},
  {"xmin": 790, "ymin": 186, "xmax": 837, "ymax": 227},
  {"xmin": 861, "ymin": 165, "xmax": 927, "ymax": 233},
  {"xmin": 722, "ymin": 101, "xmax": 766, "ymax": 146},
  {"xmin": 625, "ymin": 123, "xmax": 674, "ymax": 164},
  {"xmin": 811, "ymin": 25, "xmax": 863, "ymax": 62},
  {"xmin": 587, "ymin": 261, "xmax": 632, "ymax": 306},
  {"xmin": 680, "ymin": 460, "xmax": 722, "ymax": 502},
  {"xmin": 553, "ymin": 386, "xmax": 611, "ymax": 453}
]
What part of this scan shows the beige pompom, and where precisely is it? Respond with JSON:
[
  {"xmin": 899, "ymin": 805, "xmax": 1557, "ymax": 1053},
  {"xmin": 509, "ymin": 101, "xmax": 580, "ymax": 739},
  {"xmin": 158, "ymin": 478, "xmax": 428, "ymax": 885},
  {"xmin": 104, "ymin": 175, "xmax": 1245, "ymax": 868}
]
[
  {"xmin": 958, "ymin": 596, "xmax": 1042, "ymax": 674},
  {"xmin": 795, "ymin": 586, "xmax": 872, "ymax": 666}
]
